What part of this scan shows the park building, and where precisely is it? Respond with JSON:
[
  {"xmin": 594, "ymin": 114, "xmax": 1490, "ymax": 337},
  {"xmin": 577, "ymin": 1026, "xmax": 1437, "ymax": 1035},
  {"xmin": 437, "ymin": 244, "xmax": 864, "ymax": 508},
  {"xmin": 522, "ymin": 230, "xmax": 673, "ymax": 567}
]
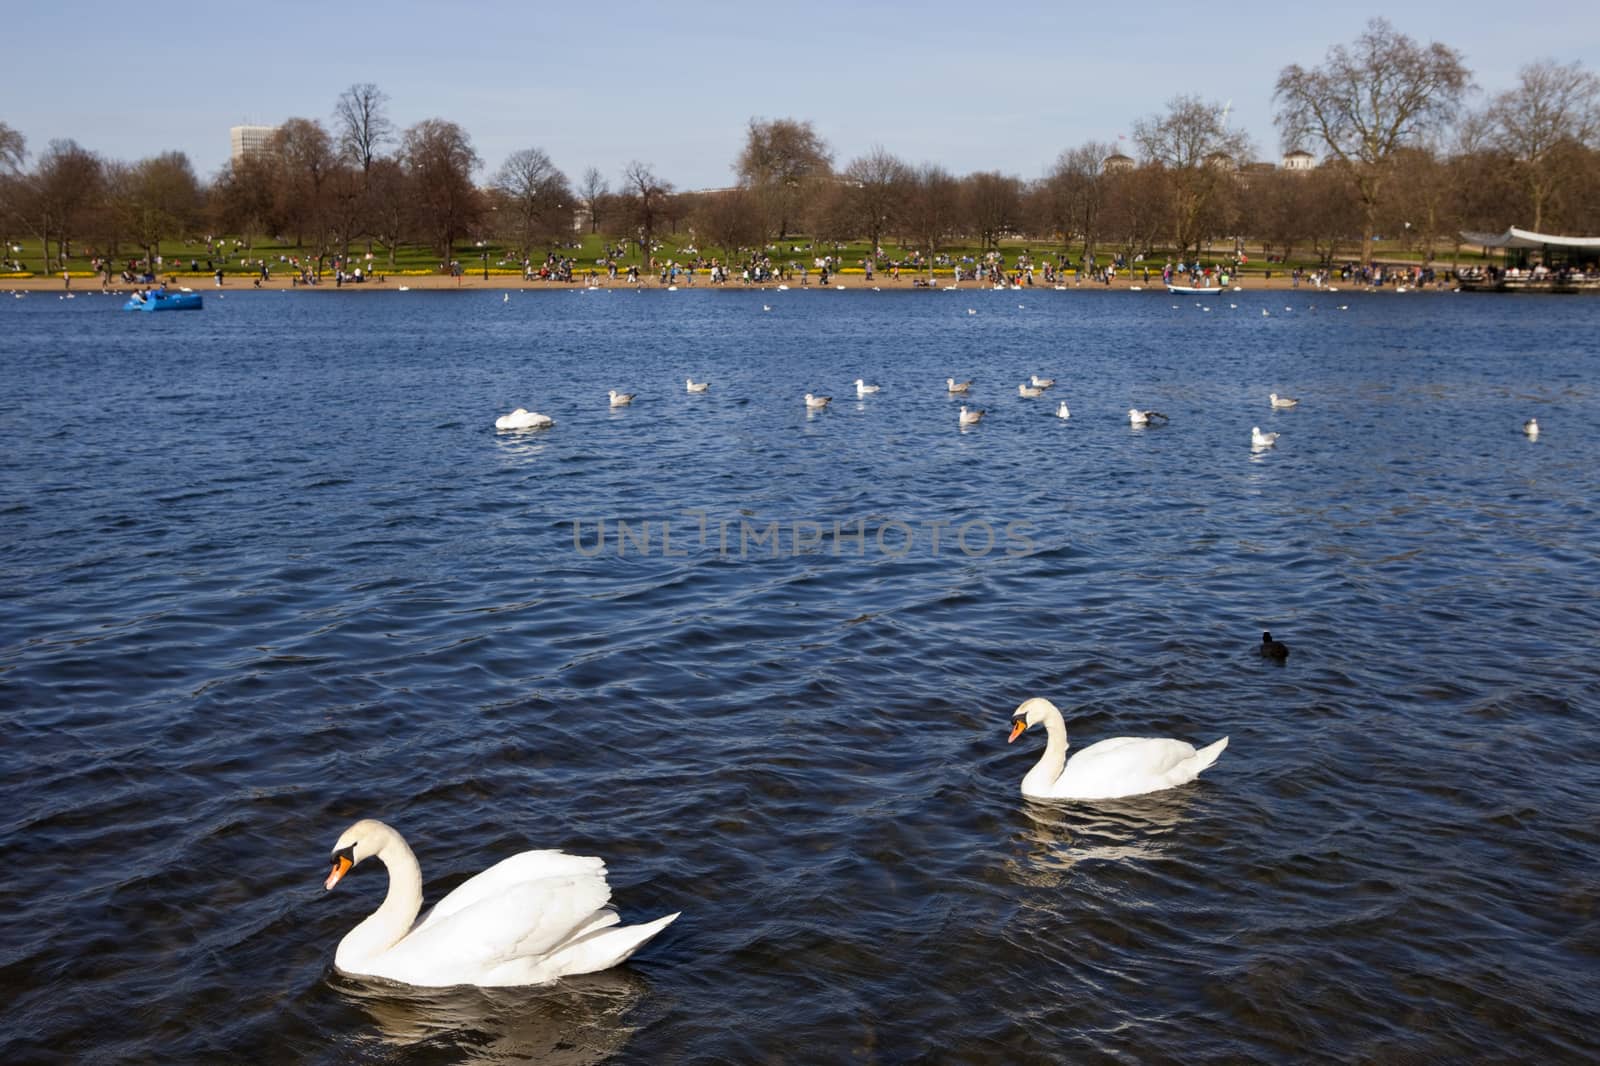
[
  {"xmin": 1282, "ymin": 149, "xmax": 1316, "ymax": 171},
  {"xmin": 230, "ymin": 124, "xmax": 279, "ymax": 164},
  {"xmin": 1101, "ymin": 153, "xmax": 1135, "ymax": 173}
]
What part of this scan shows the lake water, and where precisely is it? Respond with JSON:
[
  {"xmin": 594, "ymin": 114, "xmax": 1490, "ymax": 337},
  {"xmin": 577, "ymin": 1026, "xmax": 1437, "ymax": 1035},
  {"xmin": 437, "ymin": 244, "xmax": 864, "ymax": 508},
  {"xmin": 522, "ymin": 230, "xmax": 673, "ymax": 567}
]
[{"xmin": 2, "ymin": 285, "xmax": 1597, "ymax": 1063}]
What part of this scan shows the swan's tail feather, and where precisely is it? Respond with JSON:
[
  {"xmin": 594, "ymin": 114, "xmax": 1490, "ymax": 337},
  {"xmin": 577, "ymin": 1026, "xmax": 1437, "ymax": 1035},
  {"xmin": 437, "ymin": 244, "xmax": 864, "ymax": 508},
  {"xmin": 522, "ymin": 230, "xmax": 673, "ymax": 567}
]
[
  {"xmin": 545, "ymin": 912, "xmax": 680, "ymax": 977},
  {"xmin": 1189, "ymin": 736, "xmax": 1229, "ymax": 774}
]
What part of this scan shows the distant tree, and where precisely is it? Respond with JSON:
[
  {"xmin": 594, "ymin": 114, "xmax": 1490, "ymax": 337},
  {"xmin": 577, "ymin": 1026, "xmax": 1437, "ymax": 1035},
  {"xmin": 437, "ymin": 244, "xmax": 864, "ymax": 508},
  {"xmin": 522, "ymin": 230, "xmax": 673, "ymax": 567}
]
[
  {"xmin": 1041, "ymin": 143, "xmax": 1113, "ymax": 261},
  {"xmin": 578, "ymin": 166, "xmax": 608, "ymax": 234},
  {"xmin": 695, "ymin": 187, "xmax": 762, "ymax": 264},
  {"xmin": 113, "ymin": 152, "xmax": 202, "ymax": 271},
  {"xmin": 30, "ymin": 139, "xmax": 102, "ymax": 270},
  {"xmin": 1275, "ymin": 18, "xmax": 1472, "ymax": 263},
  {"xmin": 618, "ymin": 160, "xmax": 672, "ymax": 266},
  {"xmin": 401, "ymin": 118, "xmax": 481, "ymax": 261},
  {"xmin": 210, "ymin": 155, "xmax": 277, "ymax": 253},
  {"xmin": 735, "ymin": 117, "xmax": 833, "ymax": 241},
  {"xmin": 365, "ymin": 156, "xmax": 410, "ymax": 269},
  {"xmin": 333, "ymin": 83, "xmax": 394, "ymax": 174},
  {"xmin": 963, "ymin": 171, "xmax": 1023, "ymax": 251},
  {"xmin": 0, "ymin": 124, "xmax": 27, "ymax": 262},
  {"xmin": 0, "ymin": 122, "xmax": 23, "ymax": 173},
  {"xmin": 901, "ymin": 163, "xmax": 960, "ymax": 279},
  {"xmin": 492, "ymin": 148, "xmax": 573, "ymax": 262},
  {"xmin": 1100, "ymin": 164, "xmax": 1170, "ymax": 265},
  {"xmin": 840, "ymin": 146, "xmax": 909, "ymax": 258},
  {"xmin": 1134, "ymin": 95, "xmax": 1251, "ymax": 258},
  {"xmin": 1482, "ymin": 59, "xmax": 1600, "ymax": 231},
  {"xmin": 267, "ymin": 118, "xmax": 339, "ymax": 273}
]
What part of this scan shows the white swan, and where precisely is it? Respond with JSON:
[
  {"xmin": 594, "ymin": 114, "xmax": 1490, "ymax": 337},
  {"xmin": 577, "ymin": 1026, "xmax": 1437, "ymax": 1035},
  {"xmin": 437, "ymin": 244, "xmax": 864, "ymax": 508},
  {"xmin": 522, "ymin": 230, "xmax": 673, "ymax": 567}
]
[
  {"xmin": 1056, "ymin": 401, "xmax": 1071, "ymax": 420},
  {"xmin": 854, "ymin": 379, "xmax": 880, "ymax": 396},
  {"xmin": 495, "ymin": 408, "xmax": 554, "ymax": 430},
  {"xmin": 1269, "ymin": 392, "xmax": 1299, "ymax": 409},
  {"xmin": 1251, "ymin": 426, "xmax": 1279, "ymax": 448},
  {"xmin": 323, "ymin": 819, "xmax": 678, "ymax": 987},
  {"xmin": 1523, "ymin": 418, "xmax": 1539, "ymax": 438},
  {"xmin": 959, "ymin": 405, "xmax": 985, "ymax": 426},
  {"xmin": 1030, "ymin": 375, "xmax": 1055, "ymax": 388},
  {"xmin": 805, "ymin": 393, "xmax": 832, "ymax": 409},
  {"xmin": 1008, "ymin": 697, "xmax": 1228, "ymax": 801},
  {"xmin": 609, "ymin": 390, "xmax": 635, "ymax": 407},
  {"xmin": 1018, "ymin": 384, "xmax": 1044, "ymax": 398},
  {"xmin": 686, "ymin": 378, "xmax": 710, "ymax": 393},
  {"xmin": 947, "ymin": 378, "xmax": 973, "ymax": 394}
]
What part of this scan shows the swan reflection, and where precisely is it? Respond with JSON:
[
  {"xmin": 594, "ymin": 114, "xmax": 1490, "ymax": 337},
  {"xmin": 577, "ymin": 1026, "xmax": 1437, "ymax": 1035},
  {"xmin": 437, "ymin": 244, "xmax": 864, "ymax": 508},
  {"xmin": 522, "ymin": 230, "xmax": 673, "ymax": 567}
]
[
  {"xmin": 331, "ymin": 968, "xmax": 645, "ymax": 1065},
  {"xmin": 1005, "ymin": 789, "xmax": 1196, "ymax": 886}
]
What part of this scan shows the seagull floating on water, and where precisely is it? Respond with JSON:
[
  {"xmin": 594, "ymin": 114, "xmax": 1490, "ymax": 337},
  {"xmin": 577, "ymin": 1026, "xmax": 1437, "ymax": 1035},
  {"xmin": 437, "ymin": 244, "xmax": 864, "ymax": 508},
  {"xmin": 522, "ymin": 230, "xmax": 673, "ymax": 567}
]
[
  {"xmin": 805, "ymin": 393, "xmax": 832, "ymax": 410},
  {"xmin": 1056, "ymin": 401, "xmax": 1071, "ymax": 420},
  {"xmin": 854, "ymin": 379, "xmax": 880, "ymax": 396},
  {"xmin": 686, "ymin": 378, "xmax": 710, "ymax": 393},
  {"xmin": 1523, "ymin": 418, "xmax": 1539, "ymax": 438},
  {"xmin": 1251, "ymin": 426, "xmax": 1279, "ymax": 448},
  {"xmin": 1019, "ymin": 384, "xmax": 1045, "ymax": 398},
  {"xmin": 1269, "ymin": 393, "xmax": 1299, "ymax": 409},
  {"xmin": 967, "ymin": 308, "xmax": 977, "ymax": 315},
  {"xmin": 959, "ymin": 406, "xmax": 985, "ymax": 426},
  {"xmin": 1129, "ymin": 408, "xmax": 1169, "ymax": 427},
  {"xmin": 1030, "ymin": 375, "xmax": 1055, "ymax": 388},
  {"xmin": 609, "ymin": 389, "xmax": 635, "ymax": 407},
  {"xmin": 495, "ymin": 408, "xmax": 554, "ymax": 430},
  {"xmin": 947, "ymin": 378, "xmax": 973, "ymax": 394}
]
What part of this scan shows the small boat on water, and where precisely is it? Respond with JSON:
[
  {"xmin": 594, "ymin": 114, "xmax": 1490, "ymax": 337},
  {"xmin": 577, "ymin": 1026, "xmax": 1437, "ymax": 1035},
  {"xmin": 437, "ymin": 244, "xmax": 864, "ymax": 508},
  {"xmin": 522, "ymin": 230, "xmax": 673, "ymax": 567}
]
[
  {"xmin": 123, "ymin": 290, "xmax": 203, "ymax": 312},
  {"xmin": 1165, "ymin": 284, "xmax": 1218, "ymax": 295}
]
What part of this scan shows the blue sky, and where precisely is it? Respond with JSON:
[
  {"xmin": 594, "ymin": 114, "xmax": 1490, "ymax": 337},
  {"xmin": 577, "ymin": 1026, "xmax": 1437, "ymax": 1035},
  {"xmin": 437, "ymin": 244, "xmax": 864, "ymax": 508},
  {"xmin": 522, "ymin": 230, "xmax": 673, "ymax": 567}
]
[{"xmin": 8, "ymin": 1, "xmax": 1597, "ymax": 189}]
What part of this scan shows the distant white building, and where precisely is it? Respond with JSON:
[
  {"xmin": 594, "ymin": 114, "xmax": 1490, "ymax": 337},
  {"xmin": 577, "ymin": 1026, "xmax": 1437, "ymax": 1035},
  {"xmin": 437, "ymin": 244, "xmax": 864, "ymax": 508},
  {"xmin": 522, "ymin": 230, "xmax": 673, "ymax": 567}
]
[
  {"xmin": 1102, "ymin": 153, "xmax": 1135, "ymax": 173},
  {"xmin": 1282, "ymin": 149, "xmax": 1315, "ymax": 172},
  {"xmin": 230, "ymin": 125, "xmax": 278, "ymax": 164}
]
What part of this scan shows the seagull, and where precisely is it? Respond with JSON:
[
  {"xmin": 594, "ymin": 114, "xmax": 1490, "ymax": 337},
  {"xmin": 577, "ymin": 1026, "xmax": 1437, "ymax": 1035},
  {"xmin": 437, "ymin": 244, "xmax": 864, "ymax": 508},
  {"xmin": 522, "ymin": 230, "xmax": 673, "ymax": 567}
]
[
  {"xmin": 762, "ymin": 304, "xmax": 771, "ymax": 312},
  {"xmin": 609, "ymin": 389, "xmax": 636, "ymax": 407},
  {"xmin": 947, "ymin": 378, "xmax": 973, "ymax": 394},
  {"xmin": 1523, "ymin": 418, "xmax": 1539, "ymax": 438},
  {"xmin": 967, "ymin": 308, "xmax": 977, "ymax": 315},
  {"xmin": 855, "ymin": 379, "xmax": 880, "ymax": 396},
  {"xmin": 1019, "ymin": 384, "xmax": 1045, "ymax": 398},
  {"xmin": 805, "ymin": 393, "xmax": 832, "ymax": 410},
  {"xmin": 959, "ymin": 406, "xmax": 985, "ymax": 426},
  {"xmin": 503, "ymin": 293, "xmax": 509, "ymax": 302},
  {"xmin": 1056, "ymin": 401, "xmax": 1071, "ymax": 420},
  {"xmin": 1269, "ymin": 393, "xmax": 1299, "ymax": 409},
  {"xmin": 1129, "ymin": 408, "xmax": 1169, "ymax": 427},
  {"xmin": 1260, "ymin": 631, "xmax": 1290, "ymax": 660},
  {"xmin": 686, "ymin": 378, "xmax": 710, "ymax": 393},
  {"xmin": 1261, "ymin": 309, "xmax": 1270, "ymax": 317},
  {"xmin": 1030, "ymin": 375, "xmax": 1055, "ymax": 388},
  {"xmin": 494, "ymin": 408, "xmax": 555, "ymax": 430},
  {"xmin": 1252, "ymin": 426, "xmax": 1280, "ymax": 448}
]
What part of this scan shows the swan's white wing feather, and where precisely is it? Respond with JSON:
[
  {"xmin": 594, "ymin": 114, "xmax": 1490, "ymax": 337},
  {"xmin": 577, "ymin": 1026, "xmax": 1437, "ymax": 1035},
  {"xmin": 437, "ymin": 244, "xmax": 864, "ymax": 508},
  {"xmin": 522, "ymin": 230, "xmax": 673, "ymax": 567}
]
[
  {"xmin": 376, "ymin": 874, "xmax": 613, "ymax": 986},
  {"xmin": 1056, "ymin": 737, "xmax": 1202, "ymax": 798},
  {"xmin": 415, "ymin": 850, "xmax": 605, "ymax": 933}
]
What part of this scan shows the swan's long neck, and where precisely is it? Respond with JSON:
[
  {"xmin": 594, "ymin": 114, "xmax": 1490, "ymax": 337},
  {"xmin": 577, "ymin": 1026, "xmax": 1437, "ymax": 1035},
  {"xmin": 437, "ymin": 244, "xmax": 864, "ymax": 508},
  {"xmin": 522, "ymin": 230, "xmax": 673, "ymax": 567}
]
[
  {"xmin": 334, "ymin": 831, "xmax": 423, "ymax": 970},
  {"xmin": 1022, "ymin": 708, "xmax": 1070, "ymax": 793}
]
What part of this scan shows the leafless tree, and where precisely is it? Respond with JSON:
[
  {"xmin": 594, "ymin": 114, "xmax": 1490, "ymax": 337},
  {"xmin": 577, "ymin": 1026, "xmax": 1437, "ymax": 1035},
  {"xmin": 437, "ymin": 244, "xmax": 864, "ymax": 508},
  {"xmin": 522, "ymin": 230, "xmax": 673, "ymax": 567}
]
[
  {"xmin": 28, "ymin": 140, "xmax": 102, "ymax": 270},
  {"xmin": 618, "ymin": 161, "xmax": 672, "ymax": 266},
  {"xmin": 0, "ymin": 122, "xmax": 23, "ymax": 173},
  {"xmin": 111, "ymin": 152, "xmax": 202, "ymax": 270},
  {"xmin": 364, "ymin": 156, "xmax": 410, "ymax": 268},
  {"xmin": 1275, "ymin": 18, "xmax": 1472, "ymax": 262},
  {"xmin": 209, "ymin": 155, "xmax": 277, "ymax": 253},
  {"xmin": 735, "ymin": 117, "xmax": 833, "ymax": 240},
  {"xmin": 268, "ymin": 118, "xmax": 338, "ymax": 271},
  {"xmin": 1040, "ymin": 143, "xmax": 1113, "ymax": 261},
  {"xmin": 1482, "ymin": 59, "xmax": 1600, "ymax": 231},
  {"xmin": 963, "ymin": 171, "xmax": 1023, "ymax": 251},
  {"xmin": 493, "ymin": 148, "xmax": 574, "ymax": 262},
  {"xmin": 0, "ymin": 124, "xmax": 28, "ymax": 260},
  {"xmin": 901, "ymin": 163, "xmax": 960, "ymax": 278},
  {"xmin": 578, "ymin": 166, "xmax": 608, "ymax": 234},
  {"xmin": 401, "ymin": 119, "xmax": 481, "ymax": 261},
  {"xmin": 840, "ymin": 146, "xmax": 909, "ymax": 259},
  {"xmin": 333, "ymin": 83, "xmax": 394, "ymax": 175},
  {"xmin": 1134, "ymin": 96, "xmax": 1251, "ymax": 258}
]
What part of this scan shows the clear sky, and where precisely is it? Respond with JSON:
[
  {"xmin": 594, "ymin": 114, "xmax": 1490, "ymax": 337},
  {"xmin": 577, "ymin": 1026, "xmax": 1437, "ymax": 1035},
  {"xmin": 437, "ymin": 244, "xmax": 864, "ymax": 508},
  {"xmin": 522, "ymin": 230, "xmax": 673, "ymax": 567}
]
[{"xmin": 7, "ymin": 1, "xmax": 1597, "ymax": 189}]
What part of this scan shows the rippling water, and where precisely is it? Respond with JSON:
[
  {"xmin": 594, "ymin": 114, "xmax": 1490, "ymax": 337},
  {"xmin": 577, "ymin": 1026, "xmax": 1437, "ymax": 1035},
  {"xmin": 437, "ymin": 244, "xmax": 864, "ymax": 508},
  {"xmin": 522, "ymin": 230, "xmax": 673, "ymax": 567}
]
[{"xmin": 2, "ymin": 286, "xmax": 1597, "ymax": 1063}]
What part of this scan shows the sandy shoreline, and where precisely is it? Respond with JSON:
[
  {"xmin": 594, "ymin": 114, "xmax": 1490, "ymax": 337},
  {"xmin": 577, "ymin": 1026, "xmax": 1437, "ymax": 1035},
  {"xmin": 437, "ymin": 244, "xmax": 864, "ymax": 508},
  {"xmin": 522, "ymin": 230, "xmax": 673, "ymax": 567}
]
[{"xmin": 4, "ymin": 270, "xmax": 1432, "ymax": 295}]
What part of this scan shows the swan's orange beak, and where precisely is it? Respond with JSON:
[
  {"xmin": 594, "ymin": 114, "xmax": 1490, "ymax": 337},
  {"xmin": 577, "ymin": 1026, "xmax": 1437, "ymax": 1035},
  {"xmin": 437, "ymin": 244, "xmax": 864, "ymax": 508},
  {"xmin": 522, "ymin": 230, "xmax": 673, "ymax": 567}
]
[
  {"xmin": 1008, "ymin": 720, "xmax": 1027, "ymax": 744},
  {"xmin": 325, "ymin": 854, "xmax": 353, "ymax": 891}
]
